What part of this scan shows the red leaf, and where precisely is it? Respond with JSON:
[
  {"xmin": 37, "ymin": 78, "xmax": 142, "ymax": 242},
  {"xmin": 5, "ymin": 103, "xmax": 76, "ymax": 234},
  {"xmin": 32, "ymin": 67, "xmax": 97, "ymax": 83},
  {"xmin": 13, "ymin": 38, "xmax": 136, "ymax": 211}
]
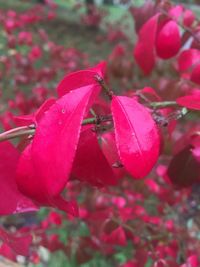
[
  {"xmin": 14, "ymin": 98, "xmax": 56, "ymax": 126},
  {"xmin": 17, "ymin": 85, "xmax": 98, "ymax": 214},
  {"xmin": 167, "ymin": 145, "xmax": 200, "ymax": 187},
  {"xmin": 183, "ymin": 10, "xmax": 195, "ymax": 27},
  {"xmin": 181, "ymin": 255, "xmax": 199, "ymax": 267},
  {"xmin": 102, "ymin": 226, "xmax": 126, "ymax": 246},
  {"xmin": 134, "ymin": 14, "xmax": 159, "ymax": 75},
  {"xmin": 178, "ymin": 49, "xmax": 200, "ymax": 72},
  {"xmin": 72, "ymin": 127, "xmax": 117, "ymax": 186},
  {"xmin": 191, "ymin": 64, "xmax": 200, "ymax": 85},
  {"xmin": 17, "ymin": 144, "xmax": 79, "ymax": 215},
  {"xmin": 0, "ymin": 227, "xmax": 32, "ymax": 256},
  {"xmin": 0, "ymin": 141, "xmax": 37, "ymax": 215},
  {"xmin": 57, "ymin": 61, "xmax": 106, "ymax": 97},
  {"xmin": 176, "ymin": 93, "xmax": 200, "ymax": 110},
  {"xmin": 156, "ymin": 20, "xmax": 181, "ymax": 59},
  {"xmin": 111, "ymin": 96, "xmax": 160, "ymax": 178}
]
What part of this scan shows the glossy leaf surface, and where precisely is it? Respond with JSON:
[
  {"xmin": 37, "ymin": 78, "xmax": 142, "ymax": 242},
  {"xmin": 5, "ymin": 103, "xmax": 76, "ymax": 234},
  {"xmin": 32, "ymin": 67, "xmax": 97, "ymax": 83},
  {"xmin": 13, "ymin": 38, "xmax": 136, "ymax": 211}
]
[
  {"xmin": 176, "ymin": 94, "xmax": 200, "ymax": 110},
  {"xmin": 111, "ymin": 96, "xmax": 160, "ymax": 178}
]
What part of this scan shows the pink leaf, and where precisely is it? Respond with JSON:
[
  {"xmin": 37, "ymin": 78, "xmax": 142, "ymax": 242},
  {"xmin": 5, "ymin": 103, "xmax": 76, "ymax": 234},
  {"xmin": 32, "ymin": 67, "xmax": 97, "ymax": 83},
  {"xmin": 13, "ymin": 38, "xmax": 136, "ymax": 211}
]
[
  {"xmin": 134, "ymin": 14, "xmax": 159, "ymax": 75},
  {"xmin": 102, "ymin": 226, "xmax": 126, "ymax": 246},
  {"xmin": 57, "ymin": 61, "xmax": 106, "ymax": 97},
  {"xmin": 178, "ymin": 49, "xmax": 200, "ymax": 72},
  {"xmin": 183, "ymin": 9, "xmax": 195, "ymax": 27},
  {"xmin": 111, "ymin": 96, "xmax": 160, "ymax": 178},
  {"xmin": 72, "ymin": 127, "xmax": 117, "ymax": 186},
  {"xmin": 17, "ymin": 144, "xmax": 78, "ymax": 216},
  {"xmin": 17, "ymin": 85, "xmax": 98, "ymax": 214},
  {"xmin": 191, "ymin": 64, "xmax": 200, "ymax": 85},
  {"xmin": 0, "ymin": 141, "xmax": 37, "ymax": 215},
  {"xmin": 176, "ymin": 93, "xmax": 200, "ymax": 110},
  {"xmin": 156, "ymin": 20, "xmax": 181, "ymax": 59}
]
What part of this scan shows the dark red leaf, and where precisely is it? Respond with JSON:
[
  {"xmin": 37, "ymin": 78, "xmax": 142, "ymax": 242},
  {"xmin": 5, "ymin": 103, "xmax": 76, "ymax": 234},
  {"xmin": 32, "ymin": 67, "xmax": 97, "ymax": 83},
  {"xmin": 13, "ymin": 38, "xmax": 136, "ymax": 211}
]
[
  {"xmin": 111, "ymin": 96, "xmax": 160, "ymax": 178},
  {"xmin": 167, "ymin": 145, "xmax": 200, "ymax": 187},
  {"xmin": 72, "ymin": 127, "xmax": 117, "ymax": 186},
  {"xmin": 191, "ymin": 64, "xmax": 200, "ymax": 85}
]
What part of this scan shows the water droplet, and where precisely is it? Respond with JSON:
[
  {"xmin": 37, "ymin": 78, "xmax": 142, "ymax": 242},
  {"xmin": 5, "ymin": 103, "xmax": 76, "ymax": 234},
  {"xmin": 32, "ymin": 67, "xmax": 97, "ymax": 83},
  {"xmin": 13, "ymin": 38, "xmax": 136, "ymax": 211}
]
[{"xmin": 61, "ymin": 109, "xmax": 65, "ymax": 114}]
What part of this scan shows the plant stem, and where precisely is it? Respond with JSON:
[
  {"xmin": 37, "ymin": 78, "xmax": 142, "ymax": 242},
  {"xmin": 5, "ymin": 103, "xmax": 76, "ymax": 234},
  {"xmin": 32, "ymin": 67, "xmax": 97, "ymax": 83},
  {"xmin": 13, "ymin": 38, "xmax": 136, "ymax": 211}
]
[
  {"xmin": 0, "ymin": 115, "xmax": 112, "ymax": 143},
  {"xmin": 0, "ymin": 100, "xmax": 184, "ymax": 143},
  {"xmin": 148, "ymin": 101, "xmax": 178, "ymax": 109},
  {"xmin": 95, "ymin": 75, "xmax": 113, "ymax": 100}
]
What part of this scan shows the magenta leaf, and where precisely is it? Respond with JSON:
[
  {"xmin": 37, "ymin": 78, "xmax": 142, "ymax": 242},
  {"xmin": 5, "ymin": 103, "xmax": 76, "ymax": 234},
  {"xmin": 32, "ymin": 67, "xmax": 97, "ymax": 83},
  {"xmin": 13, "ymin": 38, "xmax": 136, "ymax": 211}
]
[
  {"xmin": 16, "ymin": 144, "xmax": 78, "ymax": 216},
  {"xmin": 176, "ymin": 93, "xmax": 200, "ymax": 110},
  {"xmin": 111, "ymin": 96, "xmax": 160, "ymax": 178},
  {"xmin": 0, "ymin": 141, "xmax": 37, "ymax": 215},
  {"xmin": 155, "ymin": 20, "xmax": 181, "ymax": 59},
  {"xmin": 57, "ymin": 61, "xmax": 106, "ymax": 97},
  {"xmin": 178, "ymin": 49, "xmax": 200, "ymax": 72},
  {"xmin": 17, "ymin": 85, "xmax": 99, "ymax": 214},
  {"xmin": 134, "ymin": 13, "xmax": 159, "ymax": 75},
  {"xmin": 72, "ymin": 127, "xmax": 117, "ymax": 186}
]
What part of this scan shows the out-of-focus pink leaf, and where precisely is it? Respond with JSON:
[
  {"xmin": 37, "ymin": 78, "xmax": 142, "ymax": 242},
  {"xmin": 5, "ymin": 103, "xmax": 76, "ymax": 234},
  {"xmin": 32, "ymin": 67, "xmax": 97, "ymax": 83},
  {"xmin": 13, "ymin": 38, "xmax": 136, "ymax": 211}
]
[
  {"xmin": 191, "ymin": 64, "xmax": 200, "ymax": 85},
  {"xmin": 14, "ymin": 98, "xmax": 56, "ymax": 126},
  {"xmin": 102, "ymin": 226, "xmax": 126, "ymax": 246},
  {"xmin": 17, "ymin": 85, "xmax": 98, "ymax": 214},
  {"xmin": 178, "ymin": 49, "xmax": 200, "ymax": 72},
  {"xmin": 0, "ymin": 141, "xmax": 37, "ymax": 215},
  {"xmin": 72, "ymin": 127, "xmax": 117, "ymax": 186},
  {"xmin": 169, "ymin": 5, "xmax": 184, "ymax": 20},
  {"xmin": 134, "ymin": 14, "xmax": 159, "ymax": 75},
  {"xmin": 57, "ymin": 61, "xmax": 106, "ymax": 97},
  {"xmin": 156, "ymin": 20, "xmax": 181, "ymax": 59},
  {"xmin": 176, "ymin": 93, "xmax": 200, "ymax": 110},
  {"xmin": 129, "ymin": 0, "xmax": 156, "ymax": 33},
  {"xmin": 181, "ymin": 255, "xmax": 199, "ymax": 267},
  {"xmin": 136, "ymin": 86, "xmax": 161, "ymax": 101},
  {"xmin": 111, "ymin": 96, "xmax": 160, "ymax": 178},
  {"xmin": 183, "ymin": 9, "xmax": 195, "ymax": 27},
  {"xmin": 0, "ymin": 227, "xmax": 32, "ymax": 256}
]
